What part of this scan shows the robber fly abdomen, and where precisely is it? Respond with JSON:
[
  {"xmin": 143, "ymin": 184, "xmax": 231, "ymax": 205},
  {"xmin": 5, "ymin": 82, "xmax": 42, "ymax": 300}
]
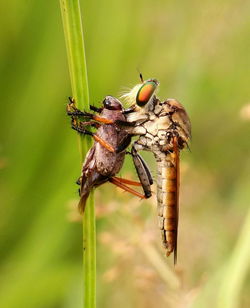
[{"xmin": 155, "ymin": 146, "xmax": 179, "ymax": 262}]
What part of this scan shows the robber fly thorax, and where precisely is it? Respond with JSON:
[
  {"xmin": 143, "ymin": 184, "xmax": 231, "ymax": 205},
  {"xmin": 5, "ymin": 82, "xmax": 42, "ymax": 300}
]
[{"xmin": 123, "ymin": 78, "xmax": 191, "ymax": 263}]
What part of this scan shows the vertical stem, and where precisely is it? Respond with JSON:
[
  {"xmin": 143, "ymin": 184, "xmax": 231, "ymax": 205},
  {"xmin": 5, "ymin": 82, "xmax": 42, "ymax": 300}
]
[
  {"xmin": 59, "ymin": 1, "xmax": 96, "ymax": 307},
  {"xmin": 216, "ymin": 208, "xmax": 250, "ymax": 308}
]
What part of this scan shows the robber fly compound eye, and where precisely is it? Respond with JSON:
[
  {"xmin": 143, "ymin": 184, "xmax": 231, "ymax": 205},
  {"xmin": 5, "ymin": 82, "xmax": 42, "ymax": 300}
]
[{"xmin": 136, "ymin": 79, "xmax": 159, "ymax": 107}]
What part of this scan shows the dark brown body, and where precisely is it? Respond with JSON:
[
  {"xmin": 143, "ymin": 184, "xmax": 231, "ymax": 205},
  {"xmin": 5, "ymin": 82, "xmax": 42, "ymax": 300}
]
[
  {"xmin": 67, "ymin": 95, "xmax": 153, "ymax": 213},
  {"xmin": 78, "ymin": 97, "xmax": 130, "ymax": 212}
]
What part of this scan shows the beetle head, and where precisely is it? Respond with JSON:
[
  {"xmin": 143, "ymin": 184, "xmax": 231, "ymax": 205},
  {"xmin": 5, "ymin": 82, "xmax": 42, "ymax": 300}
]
[{"xmin": 103, "ymin": 96, "xmax": 123, "ymax": 110}]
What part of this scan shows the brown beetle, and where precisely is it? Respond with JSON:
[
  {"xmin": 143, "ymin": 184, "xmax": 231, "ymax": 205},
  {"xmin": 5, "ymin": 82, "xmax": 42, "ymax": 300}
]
[{"xmin": 67, "ymin": 96, "xmax": 153, "ymax": 213}]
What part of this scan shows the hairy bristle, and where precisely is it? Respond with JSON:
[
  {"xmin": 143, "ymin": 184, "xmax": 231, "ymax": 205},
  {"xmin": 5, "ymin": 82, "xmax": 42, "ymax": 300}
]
[{"xmin": 120, "ymin": 83, "xmax": 142, "ymax": 105}]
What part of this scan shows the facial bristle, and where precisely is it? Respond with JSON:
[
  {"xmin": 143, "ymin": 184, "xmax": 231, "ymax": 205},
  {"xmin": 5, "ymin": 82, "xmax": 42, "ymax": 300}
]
[{"xmin": 120, "ymin": 83, "xmax": 142, "ymax": 105}]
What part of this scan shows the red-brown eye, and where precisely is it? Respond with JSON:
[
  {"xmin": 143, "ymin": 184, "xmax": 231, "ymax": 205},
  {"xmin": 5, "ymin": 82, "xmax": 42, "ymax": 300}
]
[{"xmin": 136, "ymin": 79, "xmax": 158, "ymax": 107}]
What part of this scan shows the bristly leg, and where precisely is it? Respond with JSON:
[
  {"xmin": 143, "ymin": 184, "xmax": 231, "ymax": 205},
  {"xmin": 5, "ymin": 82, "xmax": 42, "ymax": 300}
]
[
  {"xmin": 67, "ymin": 97, "xmax": 114, "ymax": 124},
  {"xmin": 75, "ymin": 120, "xmax": 100, "ymax": 129},
  {"xmin": 112, "ymin": 176, "xmax": 142, "ymax": 186},
  {"xmin": 90, "ymin": 105, "xmax": 103, "ymax": 113},
  {"xmin": 109, "ymin": 177, "xmax": 146, "ymax": 199},
  {"xmin": 71, "ymin": 118, "xmax": 115, "ymax": 152},
  {"xmin": 67, "ymin": 97, "xmax": 87, "ymax": 116}
]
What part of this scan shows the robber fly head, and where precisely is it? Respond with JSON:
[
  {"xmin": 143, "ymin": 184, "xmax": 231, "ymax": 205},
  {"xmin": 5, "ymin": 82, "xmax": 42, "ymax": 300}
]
[
  {"xmin": 121, "ymin": 77, "xmax": 159, "ymax": 109},
  {"xmin": 103, "ymin": 96, "xmax": 123, "ymax": 111}
]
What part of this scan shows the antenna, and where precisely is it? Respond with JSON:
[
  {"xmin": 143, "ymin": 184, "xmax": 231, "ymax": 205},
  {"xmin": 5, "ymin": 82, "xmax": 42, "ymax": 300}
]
[
  {"xmin": 139, "ymin": 73, "xmax": 144, "ymax": 83},
  {"xmin": 136, "ymin": 67, "xmax": 144, "ymax": 83}
]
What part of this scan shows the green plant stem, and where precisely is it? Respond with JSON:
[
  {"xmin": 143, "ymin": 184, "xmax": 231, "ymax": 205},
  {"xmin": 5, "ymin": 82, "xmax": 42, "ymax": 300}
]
[
  {"xmin": 59, "ymin": 1, "xmax": 96, "ymax": 307},
  {"xmin": 216, "ymin": 208, "xmax": 250, "ymax": 308}
]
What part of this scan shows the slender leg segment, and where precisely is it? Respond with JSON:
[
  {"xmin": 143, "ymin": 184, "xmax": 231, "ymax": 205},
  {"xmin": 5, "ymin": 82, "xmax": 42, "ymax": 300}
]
[
  {"xmin": 130, "ymin": 146, "xmax": 153, "ymax": 198},
  {"xmin": 109, "ymin": 177, "xmax": 146, "ymax": 199},
  {"xmin": 132, "ymin": 147, "xmax": 153, "ymax": 185},
  {"xmin": 113, "ymin": 176, "xmax": 142, "ymax": 186},
  {"xmin": 71, "ymin": 118, "xmax": 115, "ymax": 152},
  {"xmin": 90, "ymin": 105, "xmax": 103, "ymax": 113},
  {"xmin": 76, "ymin": 120, "xmax": 100, "ymax": 129}
]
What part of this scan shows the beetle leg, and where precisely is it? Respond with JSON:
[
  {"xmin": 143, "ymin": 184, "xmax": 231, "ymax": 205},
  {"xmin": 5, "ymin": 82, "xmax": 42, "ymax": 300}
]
[
  {"xmin": 130, "ymin": 145, "xmax": 153, "ymax": 198},
  {"xmin": 76, "ymin": 176, "xmax": 82, "ymax": 185},
  {"xmin": 93, "ymin": 135, "xmax": 115, "ymax": 152},
  {"xmin": 77, "ymin": 120, "xmax": 100, "ymax": 129},
  {"xmin": 67, "ymin": 97, "xmax": 86, "ymax": 116},
  {"xmin": 91, "ymin": 115, "xmax": 114, "ymax": 124},
  {"xmin": 90, "ymin": 105, "xmax": 103, "ymax": 113},
  {"xmin": 67, "ymin": 98, "xmax": 114, "ymax": 124},
  {"xmin": 71, "ymin": 119, "xmax": 115, "ymax": 152},
  {"xmin": 109, "ymin": 177, "xmax": 146, "ymax": 199}
]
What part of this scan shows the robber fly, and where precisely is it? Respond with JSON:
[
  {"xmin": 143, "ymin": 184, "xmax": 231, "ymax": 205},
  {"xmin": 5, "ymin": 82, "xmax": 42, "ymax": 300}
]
[
  {"xmin": 122, "ymin": 75, "xmax": 191, "ymax": 263},
  {"xmin": 67, "ymin": 96, "xmax": 153, "ymax": 213}
]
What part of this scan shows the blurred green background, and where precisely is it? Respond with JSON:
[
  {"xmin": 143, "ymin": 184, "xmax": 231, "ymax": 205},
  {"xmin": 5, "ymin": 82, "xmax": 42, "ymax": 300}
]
[{"xmin": 1, "ymin": 0, "xmax": 250, "ymax": 307}]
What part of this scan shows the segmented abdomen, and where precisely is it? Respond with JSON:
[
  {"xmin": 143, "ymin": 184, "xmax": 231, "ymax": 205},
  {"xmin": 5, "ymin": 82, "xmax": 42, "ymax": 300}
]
[{"xmin": 155, "ymin": 151, "xmax": 179, "ymax": 262}]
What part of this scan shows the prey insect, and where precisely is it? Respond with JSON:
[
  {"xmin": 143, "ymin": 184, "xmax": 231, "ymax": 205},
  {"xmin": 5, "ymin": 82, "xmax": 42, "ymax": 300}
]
[
  {"xmin": 67, "ymin": 96, "xmax": 153, "ymax": 213},
  {"xmin": 122, "ymin": 75, "xmax": 191, "ymax": 263}
]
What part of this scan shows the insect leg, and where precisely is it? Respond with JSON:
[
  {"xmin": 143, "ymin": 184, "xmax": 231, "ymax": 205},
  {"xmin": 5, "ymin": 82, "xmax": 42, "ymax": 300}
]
[
  {"xmin": 112, "ymin": 177, "xmax": 142, "ymax": 186},
  {"xmin": 67, "ymin": 97, "xmax": 86, "ymax": 116},
  {"xmin": 67, "ymin": 98, "xmax": 114, "ymax": 124},
  {"xmin": 132, "ymin": 147, "xmax": 153, "ymax": 185},
  {"xmin": 90, "ymin": 105, "xmax": 103, "ymax": 113},
  {"xmin": 115, "ymin": 119, "xmax": 137, "ymax": 127},
  {"xmin": 76, "ymin": 176, "xmax": 82, "ymax": 185},
  {"xmin": 109, "ymin": 177, "xmax": 146, "ymax": 199},
  {"xmin": 130, "ymin": 145, "xmax": 153, "ymax": 198},
  {"xmin": 116, "ymin": 135, "xmax": 132, "ymax": 153},
  {"xmin": 122, "ymin": 106, "xmax": 136, "ymax": 114},
  {"xmin": 71, "ymin": 119, "xmax": 115, "ymax": 152},
  {"xmin": 77, "ymin": 120, "xmax": 100, "ymax": 129}
]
